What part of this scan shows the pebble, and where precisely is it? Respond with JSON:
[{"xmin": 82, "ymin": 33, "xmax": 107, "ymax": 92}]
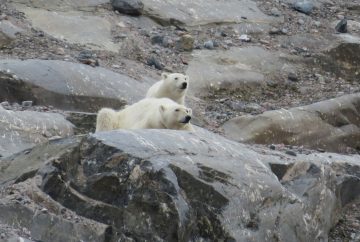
[
  {"xmin": 269, "ymin": 144, "xmax": 276, "ymax": 150},
  {"xmin": 288, "ymin": 72, "xmax": 298, "ymax": 82},
  {"xmin": 239, "ymin": 34, "xmax": 251, "ymax": 42},
  {"xmin": 270, "ymin": 7, "xmax": 281, "ymax": 17},
  {"xmin": 147, "ymin": 56, "xmax": 163, "ymax": 70},
  {"xmin": 150, "ymin": 35, "xmax": 164, "ymax": 45},
  {"xmin": 335, "ymin": 17, "xmax": 347, "ymax": 33},
  {"xmin": 285, "ymin": 150, "xmax": 297, "ymax": 156},
  {"xmin": 111, "ymin": 0, "xmax": 144, "ymax": 16},
  {"xmin": 204, "ymin": 40, "xmax": 214, "ymax": 49},
  {"xmin": 298, "ymin": 19, "xmax": 305, "ymax": 25},
  {"xmin": 178, "ymin": 34, "xmax": 194, "ymax": 51},
  {"xmin": 293, "ymin": 1, "xmax": 314, "ymax": 15},
  {"xmin": 22, "ymin": 101, "xmax": 33, "ymax": 108}
]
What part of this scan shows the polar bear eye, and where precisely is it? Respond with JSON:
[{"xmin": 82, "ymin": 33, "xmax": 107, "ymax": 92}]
[
  {"xmin": 175, "ymin": 109, "xmax": 180, "ymax": 112},
  {"xmin": 174, "ymin": 77, "xmax": 178, "ymax": 80}
]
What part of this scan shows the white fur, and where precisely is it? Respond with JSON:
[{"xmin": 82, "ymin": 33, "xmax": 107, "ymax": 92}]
[
  {"xmin": 146, "ymin": 73, "xmax": 189, "ymax": 105},
  {"xmin": 96, "ymin": 98, "xmax": 194, "ymax": 132}
]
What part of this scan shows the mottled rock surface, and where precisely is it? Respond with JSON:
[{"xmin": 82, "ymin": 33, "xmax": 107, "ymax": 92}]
[
  {"xmin": 1, "ymin": 129, "xmax": 359, "ymax": 241},
  {"xmin": 223, "ymin": 93, "xmax": 360, "ymax": 153}
]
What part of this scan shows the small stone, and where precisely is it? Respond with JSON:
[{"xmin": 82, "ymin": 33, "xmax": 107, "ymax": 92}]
[
  {"xmin": 293, "ymin": 1, "xmax": 314, "ymax": 15},
  {"xmin": 162, "ymin": 36, "xmax": 173, "ymax": 48},
  {"xmin": 270, "ymin": 7, "xmax": 281, "ymax": 17},
  {"xmin": 269, "ymin": 28, "xmax": 285, "ymax": 35},
  {"xmin": 112, "ymin": 64, "xmax": 120, "ymax": 69},
  {"xmin": 178, "ymin": 34, "xmax": 194, "ymax": 51},
  {"xmin": 313, "ymin": 21, "xmax": 321, "ymax": 27},
  {"xmin": 335, "ymin": 17, "xmax": 347, "ymax": 33},
  {"xmin": 298, "ymin": 19, "xmax": 305, "ymax": 25},
  {"xmin": 285, "ymin": 150, "xmax": 297, "ymax": 156},
  {"xmin": 288, "ymin": 72, "xmax": 298, "ymax": 82},
  {"xmin": 239, "ymin": 34, "xmax": 251, "ymax": 42},
  {"xmin": 150, "ymin": 35, "xmax": 164, "ymax": 45},
  {"xmin": 147, "ymin": 56, "xmax": 163, "ymax": 70},
  {"xmin": 281, "ymin": 28, "xmax": 288, "ymax": 34},
  {"xmin": 56, "ymin": 47, "xmax": 65, "ymax": 55},
  {"xmin": 204, "ymin": 40, "xmax": 214, "ymax": 49},
  {"xmin": 269, "ymin": 144, "xmax": 276, "ymax": 150},
  {"xmin": 317, "ymin": 148, "xmax": 325, "ymax": 153},
  {"xmin": 22, "ymin": 101, "xmax": 33, "ymax": 108},
  {"xmin": 111, "ymin": 0, "xmax": 144, "ymax": 16},
  {"xmin": 259, "ymin": 39, "xmax": 270, "ymax": 45},
  {"xmin": 0, "ymin": 233, "xmax": 5, "ymax": 239}
]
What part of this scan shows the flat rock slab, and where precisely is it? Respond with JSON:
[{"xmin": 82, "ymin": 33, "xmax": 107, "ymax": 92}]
[
  {"xmin": 11, "ymin": 0, "xmax": 108, "ymax": 11},
  {"xmin": 1, "ymin": 129, "xmax": 359, "ymax": 241},
  {"xmin": 0, "ymin": 107, "xmax": 73, "ymax": 158},
  {"xmin": 142, "ymin": 0, "xmax": 278, "ymax": 28},
  {"xmin": 0, "ymin": 59, "xmax": 151, "ymax": 112},
  {"xmin": 15, "ymin": 6, "xmax": 118, "ymax": 52},
  {"xmin": 222, "ymin": 93, "xmax": 360, "ymax": 153},
  {"xmin": 186, "ymin": 46, "xmax": 300, "ymax": 96}
]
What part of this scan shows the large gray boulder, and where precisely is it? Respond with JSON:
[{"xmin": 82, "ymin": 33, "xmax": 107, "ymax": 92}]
[
  {"xmin": 141, "ymin": 0, "xmax": 277, "ymax": 30},
  {"xmin": 0, "ymin": 107, "xmax": 73, "ymax": 158},
  {"xmin": 222, "ymin": 93, "xmax": 360, "ymax": 153},
  {"xmin": 1, "ymin": 129, "xmax": 359, "ymax": 241},
  {"xmin": 0, "ymin": 59, "xmax": 151, "ymax": 112}
]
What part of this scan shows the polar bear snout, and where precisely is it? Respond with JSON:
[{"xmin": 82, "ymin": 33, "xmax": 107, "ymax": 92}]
[
  {"xmin": 181, "ymin": 82, "xmax": 188, "ymax": 89},
  {"xmin": 181, "ymin": 115, "xmax": 191, "ymax": 123}
]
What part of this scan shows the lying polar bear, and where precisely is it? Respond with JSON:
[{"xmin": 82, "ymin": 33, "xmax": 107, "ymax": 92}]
[
  {"xmin": 146, "ymin": 73, "xmax": 189, "ymax": 105},
  {"xmin": 96, "ymin": 98, "xmax": 194, "ymax": 132}
]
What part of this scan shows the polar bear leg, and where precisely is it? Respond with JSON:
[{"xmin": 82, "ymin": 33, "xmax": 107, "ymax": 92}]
[{"xmin": 96, "ymin": 108, "xmax": 117, "ymax": 132}]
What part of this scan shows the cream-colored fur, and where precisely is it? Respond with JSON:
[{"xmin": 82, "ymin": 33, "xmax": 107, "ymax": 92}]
[
  {"xmin": 96, "ymin": 98, "xmax": 194, "ymax": 132},
  {"xmin": 146, "ymin": 73, "xmax": 189, "ymax": 105}
]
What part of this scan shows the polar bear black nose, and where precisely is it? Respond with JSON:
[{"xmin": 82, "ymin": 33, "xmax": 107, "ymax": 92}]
[
  {"xmin": 182, "ymin": 82, "xmax": 187, "ymax": 89},
  {"xmin": 185, "ymin": 115, "xmax": 191, "ymax": 123}
]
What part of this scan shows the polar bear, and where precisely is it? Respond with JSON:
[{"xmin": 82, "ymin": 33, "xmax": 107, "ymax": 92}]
[
  {"xmin": 146, "ymin": 73, "xmax": 189, "ymax": 105},
  {"xmin": 96, "ymin": 98, "xmax": 194, "ymax": 132}
]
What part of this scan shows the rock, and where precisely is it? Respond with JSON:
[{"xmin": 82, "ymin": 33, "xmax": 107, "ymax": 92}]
[
  {"xmin": 64, "ymin": 111, "xmax": 97, "ymax": 135},
  {"xmin": 146, "ymin": 56, "xmax": 164, "ymax": 70},
  {"xmin": 222, "ymin": 93, "xmax": 360, "ymax": 153},
  {"xmin": 288, "ymin": 72, "xmax": 299, "ymax": 82},
  {"xmin": 0, "ymin": 108, "xmax": 73, "ymax": 158},
  {"xmin": 21, "ymin": 101, "xmax": 33, "ymax": 108},
  {"xmin": 111, "ymin": 0, "xmax": 144, "ymax": 16},
  {"xmin": 9, "ymin": 0, "xmax": 108, "ymax": 11},
  {"xmin": 141, "ymin": 0, "xmax": 277, "ymax": 29},
  {"xmin": 0, "ymin": 129, "xmax": 359, "ymax": 241},
  {"xmin": 285, "ymin": 150, "xmax": 297, "ymax": 156},
  {"xmin": 0, "ymin": 20, "xmax": 24, "ymax": 47},
  {"xmin": 335, "ymin": 17, "xmax": 348, "ymax": 33},
  {"xmin": 298, "ymin": 19, "xmax": 305, "ymax": 25},
  {"xmin": 150, "ymin": 34, "xmax": 164, "ymax": 45},
  {"xmin": 239, "ymin": 34, "xmax": 251, "ymax": 42},
  {"xmin": 177, "ymin": 34, "xmax": 194, "ymax": 51},
  {"xmin": 203, "ymin": 40, "xmax": 214, "ymax": 49},
  {"xmin": 186, "ymin": 47, "xmax": 302, "ymax": 96},
  {"xmin": 0, "ymin": 59, "xmax": 151, "ymax": 112},
  {"xmin": 270, "ymin": 7, "xmax": 281, "ymax": 17},
  {"xmin": 293, "ymin": 1, "xmax": 314, "ymax": 15},
  {"xmin": 77, "ymin": 50, "xmax": 99, "ymax": 67},
  {"xmin": 15, "ymin": 7, "xmax": 118, "ymax": 52},
  {"xmin": 319, "ymin": 34, "xmax": 360, "ymax": 79}
]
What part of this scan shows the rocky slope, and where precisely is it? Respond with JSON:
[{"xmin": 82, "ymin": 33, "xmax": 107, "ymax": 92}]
[{"xmin": 0, "ymin": 0, "xmax": 359, "ymax": 241}]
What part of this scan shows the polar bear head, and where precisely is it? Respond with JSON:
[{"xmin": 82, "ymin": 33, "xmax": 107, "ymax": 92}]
[
  {"xmin": 162, "ymin": 73, "xmax": 189, "ymax": 93},
  {"xmin": 159, "ymin": 103, "xmax": 192, "ymax": 130}
]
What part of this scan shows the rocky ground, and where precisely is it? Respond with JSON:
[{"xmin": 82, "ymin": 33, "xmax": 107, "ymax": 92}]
[{"xmin": 0, "ymin": 0, "xmax": 359, "ymax": 241}]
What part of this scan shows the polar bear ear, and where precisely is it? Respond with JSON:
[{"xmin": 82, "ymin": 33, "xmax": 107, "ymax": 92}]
[
  {"xmin": 161, "ymin": 73, "xmax": 169, "ymax": 80},
  {"xmin": 159, "ymin": 105, "xmax": 166, "ymax": 113}
]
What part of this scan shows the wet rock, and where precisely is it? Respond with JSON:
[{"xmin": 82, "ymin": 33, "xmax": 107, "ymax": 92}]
[
  {"xmin": 293, "ymin": 1, "xmax": 314, "ymax": 15},
  {"xmin": 178, "ymin": 34, "xmax": 194, "ymax": 51},
  {"xmin": 335, "ymin": 17, "xmax": 348, "ymax": 33},
  {"xmin": 204, "ymin": 40, "xmax": 214, "ymax": 49},
  {"xmin": 0, "ymin": 108, "xmax": 73, "ymax": 158},
  {"xmin": 111, "ymin": 0, "xmax": 144, "ymax": 16},
  {"xmin": 0, "ymin": 59, "xmax": 151, "ymax": 112},
  {"xmin": 223, "ymin": 93, "xmax": 360, "ymax": 153},
  {"xmin": 146, "ymin": 56, "xmax": 164, "ymax": 70}
]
